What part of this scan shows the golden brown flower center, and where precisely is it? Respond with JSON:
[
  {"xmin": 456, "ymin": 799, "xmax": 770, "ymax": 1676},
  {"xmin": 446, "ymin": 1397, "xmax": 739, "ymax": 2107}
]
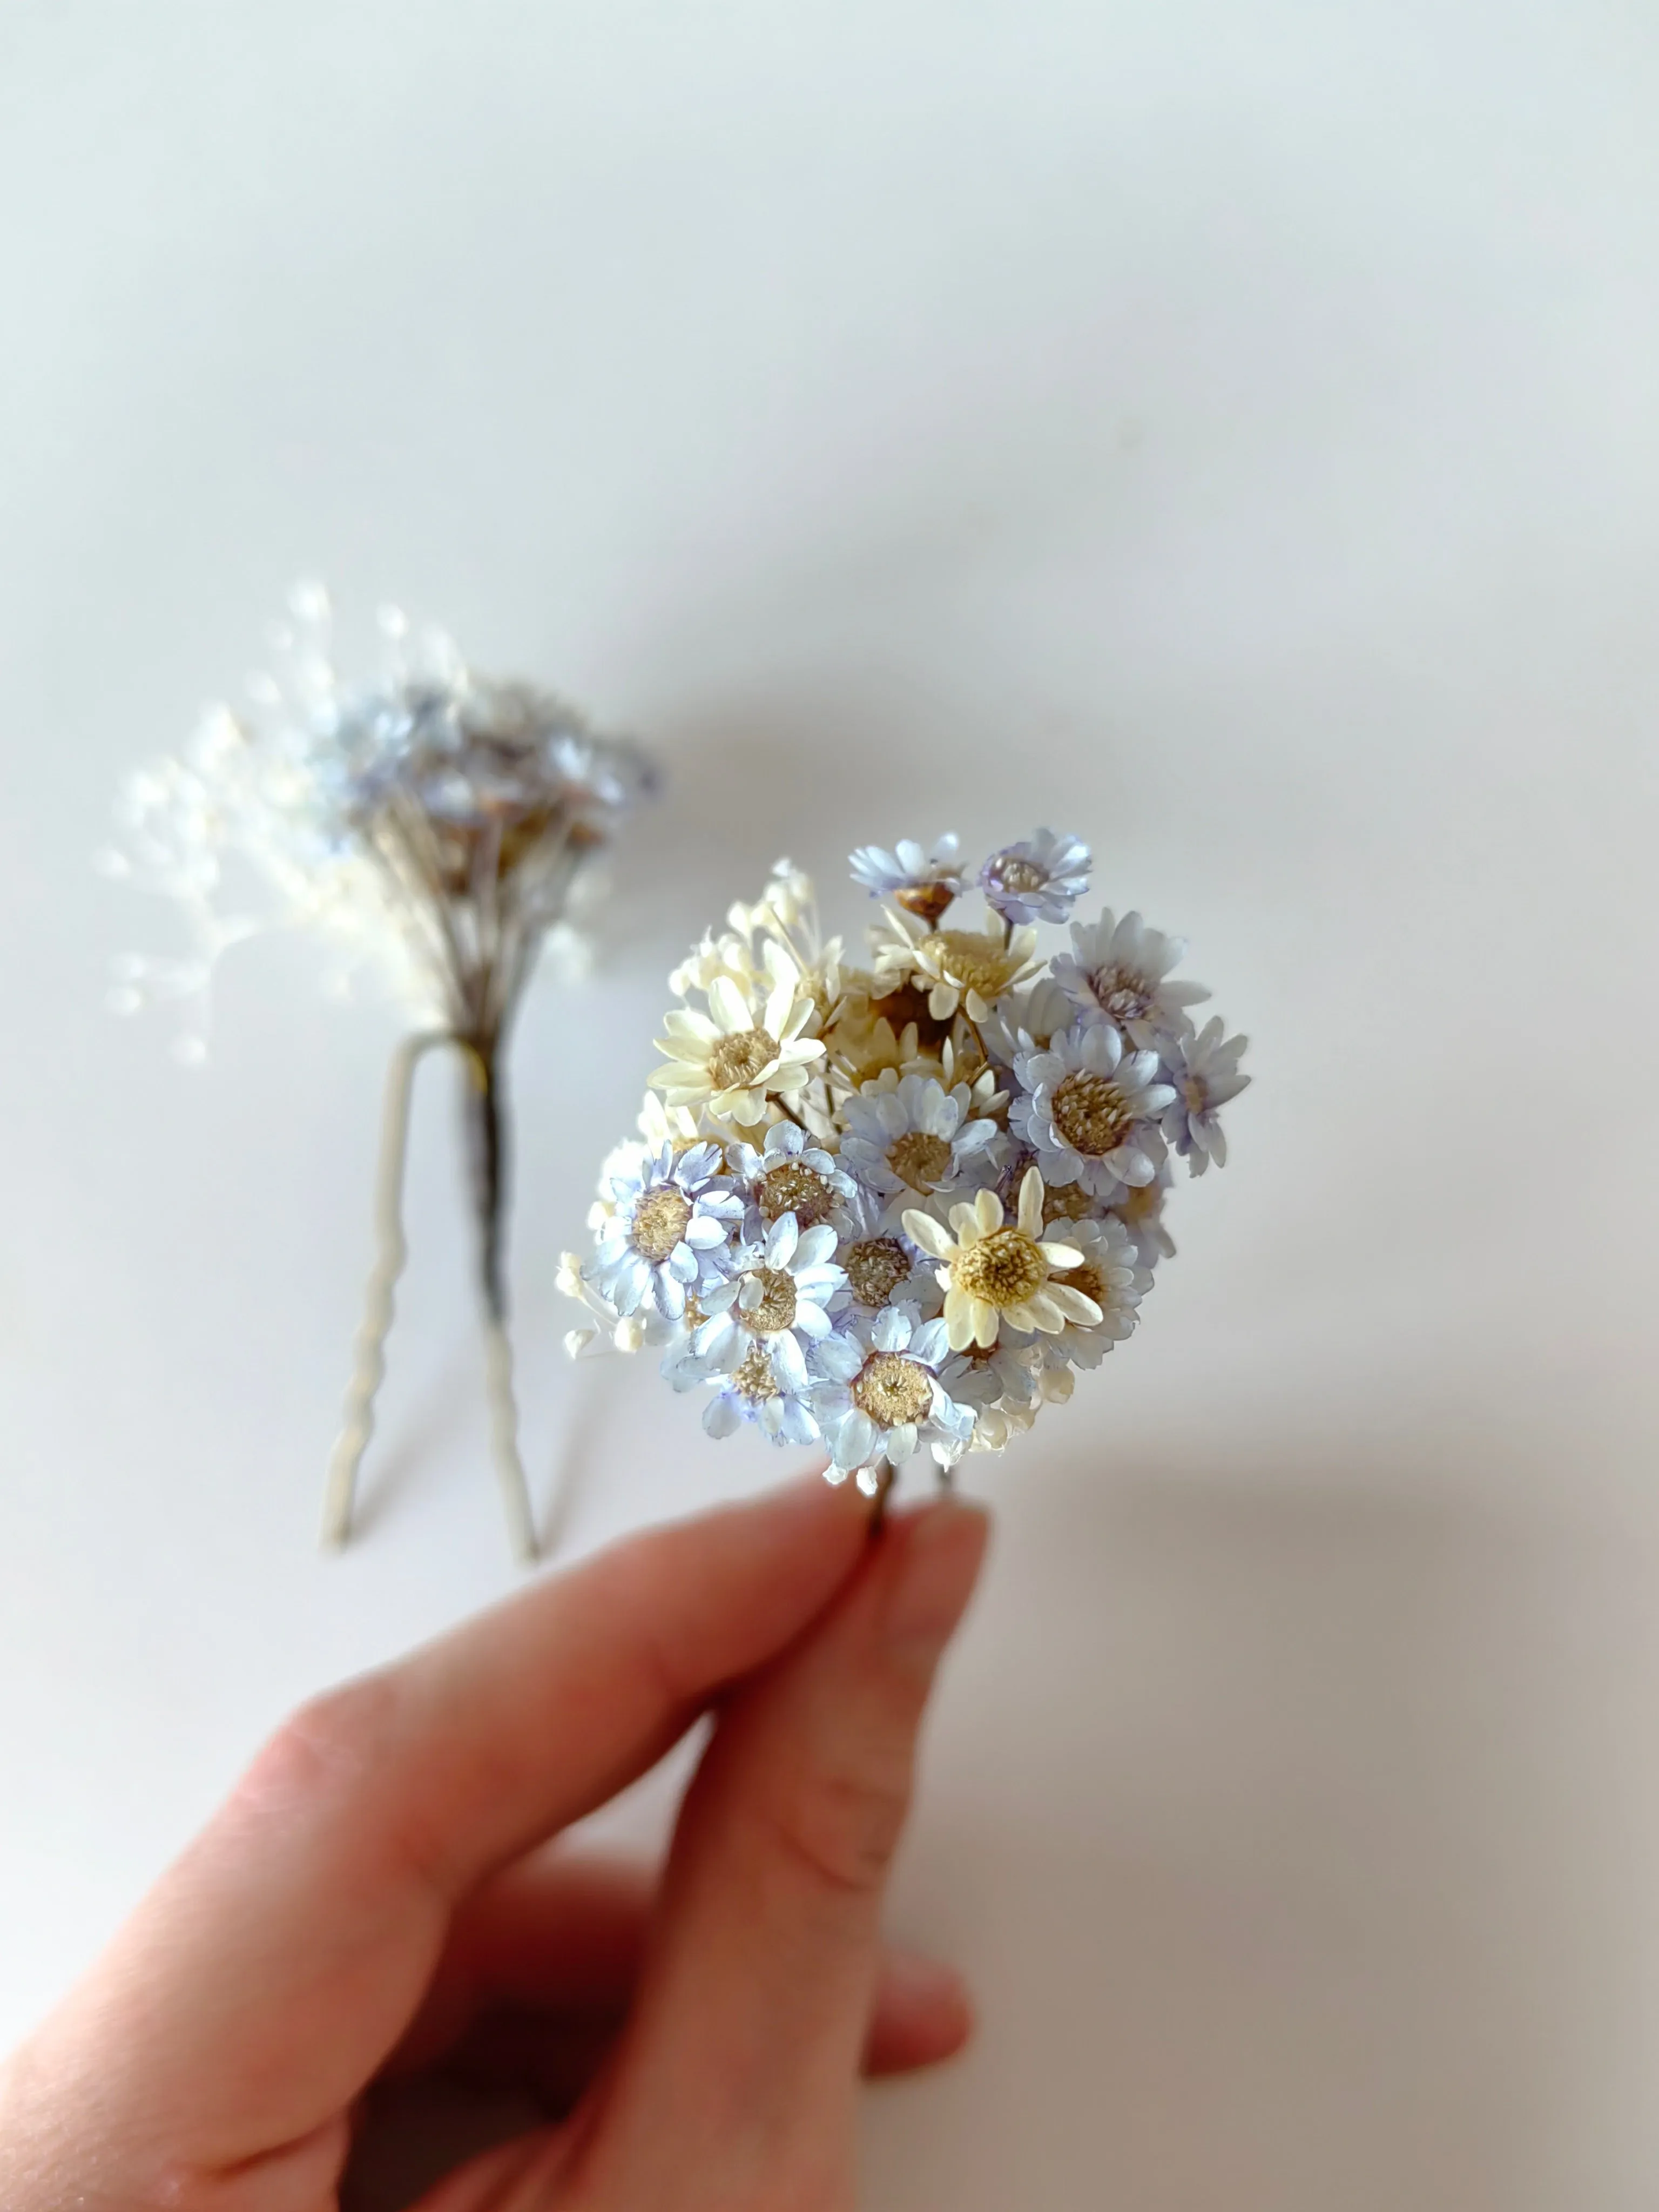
[
  {"xmin": 1055, "ymin": 1259, "xmax": 1105, "ymax": 1306},
  {"xmin": 887, "ymin": 1129, "xmax": 953, "ymax": 1192},
  {"xmin": 933, "ymin": 930, "xmax": 1017, "ymax": 997},
  {"xmin": 708, "ymin": 1026, "xmax": 779, "ymax": 1094},
  {"xmin": 732, "ymin": 1341, "xmax": 777, "ymax": 1401},
  {"xmin": 953, "ymin": 1226, "xmax": 1047, "ymax": 1309},
  {"xmin": 1093, "ymin": 968, "xmax": 1152, "ymax": 1024},
  {"xmin": 844, "ymin": 1236, "xmax": 911, "ymax": 1307},
  {"xmin": 743, "ymin": 1266, "xmax": 798, "ymax": 1334},
  {"xmin": 1052, "ymin": 1070, "xmax": 1134, "ymax": 1157},
  {"xmin": 870, "ymin": 982, "xmax": 953, "ymax": 1044},
  {"xmin": 1042, "ymin": 1181, "xmax": 1096, "ymax": 1222},
  {"xmin": 989, "ymin": 855, "xmax": 1046, "ymax": 894},
  {"xmin": 852, "ymin": 1352, "xmax": 934, "ymax": 1428},
  {"xmin": 759, "ymin": 1160, "xmax": 834, "ymax": 1228},
  {"xmin": 1117, "ymin": 1181, "xmax": 1161, "ymax": 1226},
  {"xmin": 895, "ymin": 881, "xmax": 956, "ymax": 925},
  {"xmin": 631, "ymin": 1185, "xmax": 693, "ymax": 1263}
]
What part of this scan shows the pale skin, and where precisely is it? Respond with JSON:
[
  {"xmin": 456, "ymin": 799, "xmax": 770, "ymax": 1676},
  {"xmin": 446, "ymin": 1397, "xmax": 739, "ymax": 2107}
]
[{"xmin": 0, "ymin": 1475, "xmax": 989, "ymax": 2211}]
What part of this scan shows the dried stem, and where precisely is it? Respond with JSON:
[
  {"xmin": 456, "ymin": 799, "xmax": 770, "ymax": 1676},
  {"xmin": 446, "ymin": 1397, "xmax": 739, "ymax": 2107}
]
[{"xmin": 322, "ymin": 1029, "xmax": 453, "ymax": 1549}]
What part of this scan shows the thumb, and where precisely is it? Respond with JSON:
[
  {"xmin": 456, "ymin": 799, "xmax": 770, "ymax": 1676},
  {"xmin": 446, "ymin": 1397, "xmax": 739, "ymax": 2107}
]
[{"xmin": 571, "ymin": 1497, "xmax": 989, "ymax": 2210}]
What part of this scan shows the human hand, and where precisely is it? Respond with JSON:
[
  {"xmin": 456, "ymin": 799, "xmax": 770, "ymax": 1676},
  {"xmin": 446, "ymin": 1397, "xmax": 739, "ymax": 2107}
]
[{"xmin": 0, "ymin": 1475, "xmax": 989, "ymax": 2211}]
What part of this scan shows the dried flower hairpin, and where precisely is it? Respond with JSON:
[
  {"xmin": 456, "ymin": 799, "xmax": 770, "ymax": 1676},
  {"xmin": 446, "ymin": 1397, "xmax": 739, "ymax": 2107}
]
[
  {"xmin": 563, "ymin": 834, "xmax": 1247, "ymax": 1501},
  {"xmin": 104, "ymin": 584, "xmax": 655, "ymax": 1559}
]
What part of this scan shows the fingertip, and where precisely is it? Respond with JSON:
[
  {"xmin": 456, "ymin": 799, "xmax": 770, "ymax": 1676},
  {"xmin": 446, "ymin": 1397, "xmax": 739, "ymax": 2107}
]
[
  {"xmin": 867, "ymin": 1950, "xmax": 977, "ymax": 2074},
  {"xmin": 875, "ymin": 1496, "xmax": 992, "ymax": 1657}
]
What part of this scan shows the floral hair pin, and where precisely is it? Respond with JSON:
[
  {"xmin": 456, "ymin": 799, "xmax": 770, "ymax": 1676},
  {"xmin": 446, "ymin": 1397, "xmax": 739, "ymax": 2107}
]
[
  {"xmin": 104, "ymin": 585, "xmax": 655, "ymax": 1560},
  {"xmin": 563, "ymin": 833, "xmax": 1247, "ymax": 1501}
]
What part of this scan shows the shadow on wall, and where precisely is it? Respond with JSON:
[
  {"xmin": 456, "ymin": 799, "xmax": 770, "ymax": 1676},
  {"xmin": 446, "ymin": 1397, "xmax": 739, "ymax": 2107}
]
[{"xmin": 874, "ymin": 1423, "xmax": 1658, "ymax": 2212}]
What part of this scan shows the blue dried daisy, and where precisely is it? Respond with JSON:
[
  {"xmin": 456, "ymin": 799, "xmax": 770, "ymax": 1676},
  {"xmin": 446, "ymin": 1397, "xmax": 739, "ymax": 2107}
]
[
  {"xmin": 810, "ymin": 1302, "xmax": 975, "ymax": 1490},
  {"xmin": 588, "ymin": 1141, "xmax": 743, "ymax": 1321},
  {"xmin": 729, "ymin": 1118, "xmax": 858, "ymax": 1237},
  {"xmin": 979, "ymin": 828, "xmax": 1092, "ymax": 927},
  {"xmin": 1010, "ymin": 1015, "xmax": 1175, "ymax": 1198}
]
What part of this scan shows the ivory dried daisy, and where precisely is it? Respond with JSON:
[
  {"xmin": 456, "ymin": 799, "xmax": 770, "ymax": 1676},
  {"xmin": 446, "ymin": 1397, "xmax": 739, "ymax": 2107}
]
[
  {"xmin": 872, "ymin": 906, "xmax": 1043, "ymax": 1024},
  {"xmin": 904, "ymin": 1168, "xmax": 1103, "ymax": 1351},
  {"xmin": 650, "ymin": 956, "xmax": 825, "ymax": 1127}
]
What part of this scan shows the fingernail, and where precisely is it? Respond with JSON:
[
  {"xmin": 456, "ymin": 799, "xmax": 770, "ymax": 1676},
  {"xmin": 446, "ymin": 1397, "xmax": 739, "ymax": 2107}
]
[{"xmin": 881, "ymin": 1499, "xmax": 990, "ymax": 1655}]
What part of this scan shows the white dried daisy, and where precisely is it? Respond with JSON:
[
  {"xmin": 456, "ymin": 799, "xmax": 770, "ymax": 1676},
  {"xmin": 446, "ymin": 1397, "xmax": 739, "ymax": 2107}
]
[
  {"xmin": 1160, "ymin": 1017, "xmax": 1251, "ymax": 1174},
  {"xmin": 649, "ymin": 955, "xmax": 826, "ymax": 1127},
  {"xmin": 1010, "ymin": 1016, "xmax": 1175, "ymax": 1198},
  {"xmin": 903, "ymin": 1168, "xmax": 1101, "ymax": 1351},
  {"xmin": 1052, "ymin": 909, "xmax": 1210, "ymax": 1048},
  {"xmin": 839, "ymin": 1071, "xmax": 1000, "ymax": 1222},
  {"xmin": 810, "ymin": 1303, "xmax": 975, "ymax": 1489},
  {"xmin": 871, "ymin": 907, "xmax": 1043, "ymax": 1025},
  {"xmin": 979, "ymin": 828, "xmax": 1092, "ymax": 927}
]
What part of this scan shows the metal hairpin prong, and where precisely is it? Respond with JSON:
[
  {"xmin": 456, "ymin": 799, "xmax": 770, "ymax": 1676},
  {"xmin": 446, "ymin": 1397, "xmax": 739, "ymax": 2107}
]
[
  {"xmin": 322, "ymin": 1029, "xmax": 451, "ymax": 1551},
  {"xmin": 323, "ymin": 1029, "xmax": 540, "ymax": 1564}
]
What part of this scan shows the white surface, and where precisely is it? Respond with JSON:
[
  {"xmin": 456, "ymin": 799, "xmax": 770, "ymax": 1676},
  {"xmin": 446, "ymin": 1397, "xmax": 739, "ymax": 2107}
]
[{"xmin": 3, "ymin": 3, "xmax": 1658, "ymax": 2203}]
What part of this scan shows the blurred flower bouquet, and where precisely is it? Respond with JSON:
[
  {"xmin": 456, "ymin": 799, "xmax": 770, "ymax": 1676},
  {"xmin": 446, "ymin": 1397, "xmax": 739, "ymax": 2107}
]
[
  {"xmin": 564, "ymin": 833, "xmax": 1247, "ymax": 1496},
  {"xmin": 105, "ymin": 585, "xmax": 654, "ymax": 1558}
]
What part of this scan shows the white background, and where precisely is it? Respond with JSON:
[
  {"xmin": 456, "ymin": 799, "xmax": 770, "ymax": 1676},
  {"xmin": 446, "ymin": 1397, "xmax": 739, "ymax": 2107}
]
[{"xmin": 3, "ymin": 3, "xmax": 1659, "ymax": 2204}]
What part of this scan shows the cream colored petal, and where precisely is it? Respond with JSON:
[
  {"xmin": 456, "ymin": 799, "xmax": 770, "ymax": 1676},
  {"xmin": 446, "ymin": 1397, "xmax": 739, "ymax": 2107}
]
[
  {"xmin": 965, "ymin": 989, "xmax": 991, "ymax": 1023},
  {"xmin": 1016, "ymin": 1168, "xmax": 1045, "ymax": 1238},
  {"xmin": 943, "ymin": 1288, "xmax": 977, "ymax": 1352},
  {"xmin": 903, "ymin": 1210, "xmax": 955, "ymax": 1260},
  {"xmin": 764, "ymin": 976, "xmax": 798, "ymax": 1037},
  {"xmin": 970, "ymin": 1297, "xmax": 1000, "ymax": 1346},
  {"xmin": 1037, "ymin": 1239, "xmax": 1083, "ymax": 1268},
  {"xmin": 948, "ymin": 1202, "xmax": 982, "ymax": 1242},
  {"xmin": 1010, "ymin": 1294, "xmax": 1065, "ymax": 1334},
  {"xmin": 973, "ymin": 1188, "xmax": 1003, "ymax": 1235},
  {"xmin": 661, "ymin": 1008, "xmax": 719, "ymax": 1044},
  {"xmin": 927, "ymin": 982, "xmax": 958, "ymax": 1021},
  {"xmin": 1049, "ymin": 1283, "xmax": 1104, "ymax": 1324},
  {"xmin": 776, "ymin": 1035, "xmax": 826, "ymax": 1064},
  {"xmin": 1044, "ymin": 1365, "xmax": 1076, "ymax": 1404},
  {"xmin": 707, "ymin": 976, "xmax": 750, "ymax": 1033}
]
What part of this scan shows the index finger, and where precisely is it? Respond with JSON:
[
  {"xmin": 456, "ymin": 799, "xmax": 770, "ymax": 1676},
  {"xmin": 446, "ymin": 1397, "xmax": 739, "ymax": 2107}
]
[{"xmin": 37, "ymin": 1473, "xmax": 869, "ymax": 2177}]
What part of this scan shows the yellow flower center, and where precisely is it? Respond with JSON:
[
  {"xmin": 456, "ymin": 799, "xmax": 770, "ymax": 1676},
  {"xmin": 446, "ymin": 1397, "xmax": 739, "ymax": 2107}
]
[
  {"xmin": 844, "ymin": 1236, "xmax": 910, "ymax": 1307},
  {"xmin": 732, "ymin": 1341, "xmax": 777, "ymax": 1401},
  {"xmin": 709, "ymin": 1026, "xmax": 779, "ymax": 1093},
  {"xmin": 852, "ymin": 1353, "xmax": 934, "ymax": 1428},
  {"xmin": 887, "ymin": 1129, "xmax": 953, "ymax": 1192},
  {"xmin": 631, "ymin": 1185, "xmax": 693, "ymax": 1263},
  {"xmin": 759, "ymin": 1160, "xmax": 834, "ymax": 1228},
  {"xmin": 953, "ymin": 1226, "xmax": 1047, "ymax": 1309},
  {"xmin": 743, "ymin": 1266, "xmax": 798, "ymax": 1334},
  {"xmin": 933, "ymin": 930, "xmax": 1020, "ymax": 999},
  {"xmin": 1052, "ymin": 1070, "xmax": 1134, "ymax": 1157},
  {"xmin": 989, "ymin": 854, "xmax": 1046, "ymax": 894}
]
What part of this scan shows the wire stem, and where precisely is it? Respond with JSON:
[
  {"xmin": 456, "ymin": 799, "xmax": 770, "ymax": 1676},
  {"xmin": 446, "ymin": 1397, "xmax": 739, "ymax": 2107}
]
[
  {"xmin": 321, "ymin": 1029, "xmax": 453, "ymax": 1549},
  {"xmin": 461, "ymin": 1042, "xmax": 538, "ymax": 1565}
]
